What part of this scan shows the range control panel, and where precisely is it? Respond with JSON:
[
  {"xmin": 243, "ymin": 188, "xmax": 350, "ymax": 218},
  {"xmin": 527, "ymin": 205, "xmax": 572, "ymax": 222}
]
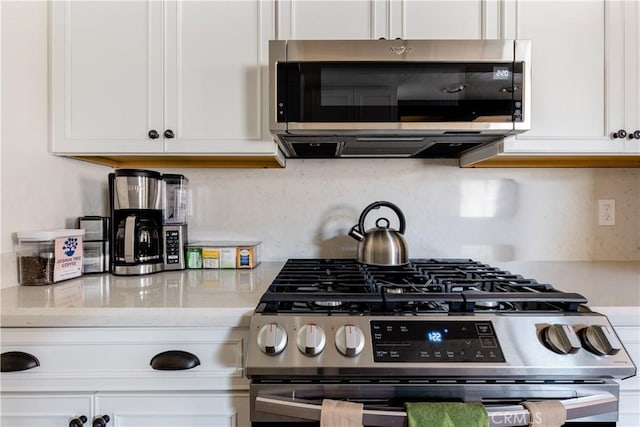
[{"xmin": 371, "ymin": 320, "xmax": 505, "ymax": 363}]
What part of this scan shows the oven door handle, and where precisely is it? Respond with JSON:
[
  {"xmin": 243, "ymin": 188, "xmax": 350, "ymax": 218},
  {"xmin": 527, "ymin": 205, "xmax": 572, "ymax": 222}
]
[{"xmin": 255, "ymin": 393, "xmax": 618, "ymax": 427}]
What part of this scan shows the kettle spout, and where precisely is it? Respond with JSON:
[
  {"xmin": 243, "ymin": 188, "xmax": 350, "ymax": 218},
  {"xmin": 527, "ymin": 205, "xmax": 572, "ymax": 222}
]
[{"xmin": 348, "ymin": 226, "xmax": 364, "ymax": 242}]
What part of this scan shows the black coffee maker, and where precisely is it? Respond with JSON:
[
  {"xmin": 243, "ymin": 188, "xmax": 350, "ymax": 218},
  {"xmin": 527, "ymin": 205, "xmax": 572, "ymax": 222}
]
[{"xmin": 109, "ymin": 169, "xmax": 164, "ymax": 275}]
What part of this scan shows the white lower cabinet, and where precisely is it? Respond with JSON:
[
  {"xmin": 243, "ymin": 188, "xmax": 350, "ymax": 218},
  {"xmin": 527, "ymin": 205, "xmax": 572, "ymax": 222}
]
[
  {"xmin": 615, "ymin": 325, "xmax": 640, "ymax": 427},
  {"xmin": 1, "ymin": 327, "xmax": 249, "ymax": 427},
  {"xmin": 0, "ymin": 393, "xmax": 93, "ymax": 426},
  {"xmin": 95, "ymin": 392, "xmax": 249, "ymax": 426},
  {"xmin": 1, "ymin": 392, "xmax": 248, "ymax": 427}
]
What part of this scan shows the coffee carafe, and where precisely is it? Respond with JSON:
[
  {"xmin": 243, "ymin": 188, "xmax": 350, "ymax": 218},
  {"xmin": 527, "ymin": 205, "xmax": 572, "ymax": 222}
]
[{"xmin": 109, "ymin": 169, "xmax": 164, "ymax": 275}]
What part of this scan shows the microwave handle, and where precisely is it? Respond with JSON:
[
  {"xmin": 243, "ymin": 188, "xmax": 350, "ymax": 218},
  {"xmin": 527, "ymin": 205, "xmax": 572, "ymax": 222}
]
[{"xmin": 255, "ymin": 393, "xmax": 618, "ymax": 427}]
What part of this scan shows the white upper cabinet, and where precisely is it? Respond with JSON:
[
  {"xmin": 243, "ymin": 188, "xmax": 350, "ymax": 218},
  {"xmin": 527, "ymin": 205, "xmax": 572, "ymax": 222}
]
[
  {"xmin": 462, "ymin": 0, "xmax": 639, "ymax": 166},
  {"xmin": 393, "ymin": 0, "xmax": 507, "ymax": 40},
  {"xmin": 50, "ymin": 0, "xmax": 282, "ymax": 165},
  {"xmin": 276, "ymin": 0, "xmax": 506, "ymax": 41},
  {"xmin": 516, "ymin": 1, "xmax": 606, "ymax": 141},
  {"xmin": 276, "ymin": 0, "xmax": 387, "ymax": 40},
  {"xmin": 50, "ymin": 1, "xmax": 164, "ymax": 153},
  {"xmin": 621, "ymin": 0, "xmax": 640, "ymax": 152},
  {"xmin": 514, "ymin": 0, "xmax": 639, "ymax": 153}
]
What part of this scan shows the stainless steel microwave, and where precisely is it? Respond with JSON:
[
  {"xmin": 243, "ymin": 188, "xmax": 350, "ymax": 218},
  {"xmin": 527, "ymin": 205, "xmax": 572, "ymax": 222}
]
[{"xmin": 269, "ymin": 39, "xmax": 531, "ymax": 158}]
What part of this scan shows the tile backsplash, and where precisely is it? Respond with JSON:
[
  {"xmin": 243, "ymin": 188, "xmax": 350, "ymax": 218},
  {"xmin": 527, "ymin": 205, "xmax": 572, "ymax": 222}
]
[{"xmin": 174, "ymin": 160, "xmax": 640, "ymax": 263}]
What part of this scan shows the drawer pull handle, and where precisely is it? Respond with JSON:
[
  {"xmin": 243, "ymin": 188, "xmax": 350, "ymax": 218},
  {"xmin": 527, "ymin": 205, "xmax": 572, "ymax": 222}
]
[
  {"xmin": 1, "ymin": 351, "xmax": 40, "ymax": 372},
  {"xmin": 92, "ymin": 415, "xmax": 110, "ymax": 427},
  {"xmin": 69, "ymin": 415, "xmax": 88, "ymax": 427},
  {"xmin": 150, "ymin": 350, "xmax": 200, "ymax": 370}
]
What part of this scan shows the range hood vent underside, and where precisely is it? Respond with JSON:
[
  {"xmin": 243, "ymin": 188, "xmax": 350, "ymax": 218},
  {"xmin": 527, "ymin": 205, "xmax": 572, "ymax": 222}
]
[{"xmin": 279, "ymin": 135, "xmax": 500, "ymax": 158}]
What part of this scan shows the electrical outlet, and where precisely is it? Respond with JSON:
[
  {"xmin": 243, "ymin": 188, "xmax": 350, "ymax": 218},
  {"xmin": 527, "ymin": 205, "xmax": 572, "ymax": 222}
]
[{"xmin": 598, "ymin": 199, "xmax": 615, "ymax": 226}]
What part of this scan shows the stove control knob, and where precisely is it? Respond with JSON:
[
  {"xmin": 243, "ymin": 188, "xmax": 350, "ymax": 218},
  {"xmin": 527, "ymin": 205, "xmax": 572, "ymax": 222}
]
[
  {"xmin": 297, "ymin": 324, "xmax": 326, "ymax": 357},
  {"xmin": 335, "ymin": 325, "xmax": 365, "ymax": 357},
  {"xmin": 581, "ymin": 325, "xmax": 622, "ymax": 356},
  {"xmin": 543, "ymin": 324, "xmax": 581, "ymax": 354},
  {"xmin": 257, "ymin": 323, "xmax": 287, "ymax": 355}
]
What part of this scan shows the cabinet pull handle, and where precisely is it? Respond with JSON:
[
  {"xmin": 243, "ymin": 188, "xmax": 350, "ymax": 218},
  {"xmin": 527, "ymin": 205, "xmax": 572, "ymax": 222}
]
[
  {"xmin": 629, "ymin": 130, "xmax": 640, "ymax": 140},
  {"xmin": 148, "ymin": 129, "xmax": 160, "ymax": 139},
  {"xmin": 69, "ymin": 415, "xmax": 88, "ymax": 427},
  {"xmin": 92, "ymin": 415, "xmax": 110, "ymax": 427},
  {"xmin": 1, "ymin": 351, "xmax": 40, "ymax": 372},
  {"xmin": 150, "ymin": 350, "xmax": 200, "ymax": 370},
  {"xmin": 612, "ymin": 129, "xmax": 627, "ymax": 139},
  {"xmin": 164, "ymin": 129, "xmax": 175, "ymax": 139}
]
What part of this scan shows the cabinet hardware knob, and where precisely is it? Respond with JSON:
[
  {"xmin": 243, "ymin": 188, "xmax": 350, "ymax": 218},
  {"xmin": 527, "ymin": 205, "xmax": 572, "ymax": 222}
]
[
  {"xmin": 92, "ymin": 415, "xmax": 110, "ymax": 427},
  {"xmin": 148, "ymin": 129, "xmax": 160, "ymax": 139},
  {"xmin": 629, "ymin": 130, "xmax": 640, "ymax": 140},
  {"xmin": 1, "ymin": 351, "xmax": 40, "ymax": 372},
  {"xmin": 164, "ymin": 129, "xmax": 175, "ymax": 139},
  {"xmin": 150, "ymin": 350, "xmax": 200, "ymax": 370},
  {"xmin": 69, "ymin": 415, "xmax": 88, "ymax": 427},
  {"xmin": 612, "ymin": 129, "xmax": 627, "ymax": 139}
]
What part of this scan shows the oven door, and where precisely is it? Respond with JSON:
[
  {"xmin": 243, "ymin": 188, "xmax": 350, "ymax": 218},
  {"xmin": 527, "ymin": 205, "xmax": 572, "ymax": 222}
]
[{"xmin": 251, "ymin": 380, "xmax": 620, "ymax": 426}]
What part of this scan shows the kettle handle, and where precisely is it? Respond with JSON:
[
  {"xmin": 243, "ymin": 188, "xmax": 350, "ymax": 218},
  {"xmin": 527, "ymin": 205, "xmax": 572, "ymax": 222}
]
[{"xmin": 358, "ymin": 201, "xmax": 406, "ymax": 235}]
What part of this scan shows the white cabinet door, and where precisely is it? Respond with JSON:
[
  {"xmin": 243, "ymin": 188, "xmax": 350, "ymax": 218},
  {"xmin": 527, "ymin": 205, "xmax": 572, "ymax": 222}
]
[
  {"xmin": 515, "ymin": 1, "xmax": 607, "ymax": 142},
  {"xmin": 163, "ymin": 0, "xmax": 276, "ymax": 154},
  {"xmin": 1, "ymin": 393, "xmax": 93, "ymax": 426},
  {"xmin": 277, "ymin": 0, "xmax": 387, "ymax": 40},
  {"xmin": 95, "ymin": 392, "xmax": 249, "ymax": 427},
  {"xmin": 508, "ymin": 0, "xmax": 637, "ymax": 154},
  {"xmin": 395, "ymin": 0, "xmax": 508, "ymax": 40},
  {"xmin": 277, "ymin": 0, "xmax": 507, "ymax": 41},
  {"xmin": 461, "ymin": 0, "xmax": 640, "ymax": 165},
  {"xmin": 622, "ymin": 0, "xmax": 640, "ymax": 153},
  {"xmin": 51, "ymin": 0, "xmax": 280, "ymax": 160},
  {"xmin": 50, "ymin": 0, "xmax": 164, "ymax": 154}
]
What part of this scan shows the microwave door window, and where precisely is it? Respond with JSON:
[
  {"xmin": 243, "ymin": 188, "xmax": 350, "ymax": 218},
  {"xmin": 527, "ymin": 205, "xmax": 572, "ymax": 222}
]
[{"xmin": 278, "ymin": 62, "xmax": 521, "ymax": 123}]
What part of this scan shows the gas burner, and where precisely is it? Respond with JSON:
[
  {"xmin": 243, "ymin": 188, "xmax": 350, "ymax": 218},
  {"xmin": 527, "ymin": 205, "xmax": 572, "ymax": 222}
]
[
  {"xmin": 392, "ymin": 300, "xmax": 450, "ymax": 314},
  {"xmin": 474, "ymin": 301, "xmax": 516, "ymax": 311},
  {"xmin": 312, "ymin": 300, "xmax": 344, "ymax": 308},
  {"xmin": 255, "ymin": 258, "xmax": 588, "ymax": 315},
  {"xmin": 476, "ymin": 300, "xmax": 500, "ymax": 309}
]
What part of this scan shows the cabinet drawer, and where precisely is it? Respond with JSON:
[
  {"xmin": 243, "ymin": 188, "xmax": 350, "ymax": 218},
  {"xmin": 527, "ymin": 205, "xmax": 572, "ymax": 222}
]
[{"xmin": 1, "ymin": 327, "xmax": 248, "ymax": 392}]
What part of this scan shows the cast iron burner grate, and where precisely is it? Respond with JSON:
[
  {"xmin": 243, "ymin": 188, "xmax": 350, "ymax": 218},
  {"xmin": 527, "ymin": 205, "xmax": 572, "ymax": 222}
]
[{"xmin": 256, "ymin": 258, "xmax": 588, "ymax": 314}]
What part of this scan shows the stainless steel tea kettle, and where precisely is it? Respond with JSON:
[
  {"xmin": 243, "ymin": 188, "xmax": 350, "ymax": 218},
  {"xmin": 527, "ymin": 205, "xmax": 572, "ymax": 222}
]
[{"xmin": 348, "ymin": 201, "xmax": 409, "ymax": 266}]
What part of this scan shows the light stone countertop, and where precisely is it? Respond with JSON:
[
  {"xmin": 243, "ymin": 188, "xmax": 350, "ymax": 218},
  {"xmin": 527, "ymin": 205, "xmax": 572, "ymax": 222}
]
[
  {"xmin": 494, "ymin": 261, "xmax": 640, "ymax": 325},
  {"xmin": 1, "ymin": 261, "xmax": 638, "ymax": 328},
  {"xmin": 0, "ymin": 262, "xmax": 285, "ymax": 328}
]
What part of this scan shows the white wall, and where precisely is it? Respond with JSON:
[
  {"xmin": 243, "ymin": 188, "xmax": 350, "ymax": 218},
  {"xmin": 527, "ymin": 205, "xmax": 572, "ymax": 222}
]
[
  {"xmin": 1, "ymin": 1, "xmax": 111, "ymax": 286},
  {"xmin": 2, "ymin": 1, "xmax": 639, "ymax": 288}
]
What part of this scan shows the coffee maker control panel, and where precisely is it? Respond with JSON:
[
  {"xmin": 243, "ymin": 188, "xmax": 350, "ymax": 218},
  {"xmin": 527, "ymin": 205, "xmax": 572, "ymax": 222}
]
[{"xmin": 163, "ymin": 224, "xmax": 187, "ymax": 270}]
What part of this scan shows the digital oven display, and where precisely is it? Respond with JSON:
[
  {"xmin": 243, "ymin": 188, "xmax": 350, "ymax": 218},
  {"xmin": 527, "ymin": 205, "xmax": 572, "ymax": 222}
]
[{"xmin": 371, "ymin": 320, "xmax": 505, "ymax": 363}]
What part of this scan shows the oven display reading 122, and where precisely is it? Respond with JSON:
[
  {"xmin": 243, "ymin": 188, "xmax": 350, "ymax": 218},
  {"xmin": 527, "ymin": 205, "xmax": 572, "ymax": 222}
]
[
  {"xmin": 371, "ymin": 321, "xmax": 505, "ymax": 363},
  {"xmin": 427, "ymin": 330, "xmax": 445, "ymax": 343}
]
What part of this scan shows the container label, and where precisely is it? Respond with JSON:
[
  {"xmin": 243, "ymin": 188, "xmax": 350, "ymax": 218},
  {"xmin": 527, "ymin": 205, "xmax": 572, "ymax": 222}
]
[
  {"xmin": 202, "ymin": 248, "xmax": 221, "ymax": 269},
  {"xmin": 54, "ymin": 236, "xmax": 83, "ymax": 281}
]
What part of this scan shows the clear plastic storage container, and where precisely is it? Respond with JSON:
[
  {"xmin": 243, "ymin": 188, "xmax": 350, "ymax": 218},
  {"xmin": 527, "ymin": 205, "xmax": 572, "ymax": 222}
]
[{"xmin": 17, "ymin": 229, "xmax": 85, "ymax": 285}]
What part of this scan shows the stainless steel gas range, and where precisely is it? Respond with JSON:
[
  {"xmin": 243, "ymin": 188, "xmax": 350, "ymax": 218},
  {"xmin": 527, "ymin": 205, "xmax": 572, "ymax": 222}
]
[{"xmin": 245, "ymin": 259, "xmax": 636, "ymax": 426}]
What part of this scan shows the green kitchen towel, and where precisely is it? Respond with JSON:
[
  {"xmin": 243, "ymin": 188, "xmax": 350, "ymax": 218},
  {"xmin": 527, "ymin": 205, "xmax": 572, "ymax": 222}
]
[{"xmin": 404, "ymin": 402, "xmax": 489, "ymax": 427}]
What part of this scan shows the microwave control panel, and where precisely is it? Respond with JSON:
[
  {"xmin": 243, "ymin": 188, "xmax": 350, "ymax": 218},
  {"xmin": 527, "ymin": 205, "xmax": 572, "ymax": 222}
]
[{"xmin": 371, "ymin": 320, "xmax": 505, "ymax": 363}]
